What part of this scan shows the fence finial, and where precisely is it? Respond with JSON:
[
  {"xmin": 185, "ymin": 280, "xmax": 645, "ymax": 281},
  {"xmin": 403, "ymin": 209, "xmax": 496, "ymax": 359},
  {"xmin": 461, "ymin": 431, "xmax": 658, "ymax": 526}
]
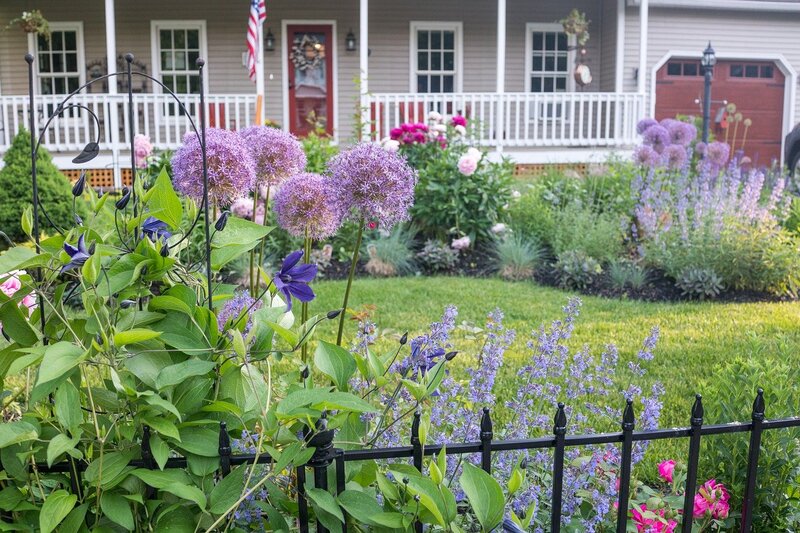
[
  {"xmin": 554, "ymin": 402, "xmax": 567, "ymax": 435},
  {"xmin": 125, "ymin": 53, "xmax": 134, "ymax": 63},
  {"xmin": 622, "ymin": 399, "xmax": 635, "ymax": 431},
  {"xmin": 141, "ymin": 425, "xmax": 156, "ymax": 470},
  {"xmin": 691, "ymin": 394, "xmax": 704, "ymax": 425},
  {"xmin": 411, "ymin": 409, "xmax": 421, "ymax": 445},
  {"xmin": 218, "ymin": 421, "xmax": 232, "ymax": 476},
  {"xmin": 480, "ymin": 407, "xmax": 493, "ymax": 436},
  {"xmin": 752, "ymin": 388, "xmax": 765, "ymax": 420}
]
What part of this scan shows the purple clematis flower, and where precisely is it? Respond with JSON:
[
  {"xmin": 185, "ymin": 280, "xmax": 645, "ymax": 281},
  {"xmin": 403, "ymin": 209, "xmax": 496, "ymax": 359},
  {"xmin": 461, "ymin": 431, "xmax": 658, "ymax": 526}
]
[
  {"xmin": 141, "ymin": 216, "xmax": 172, "ymax": 242},
  {"xmin": 61, "ymin": 234, "xmax": 92, "ymax": 273},
  {"xmin": 273, "ymin": 250, "xmax": 317, "ymax": 312}
]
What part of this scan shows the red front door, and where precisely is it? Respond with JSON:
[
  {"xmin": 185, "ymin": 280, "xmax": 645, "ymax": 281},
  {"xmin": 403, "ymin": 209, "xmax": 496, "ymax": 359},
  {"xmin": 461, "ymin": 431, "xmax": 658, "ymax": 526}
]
[{"xmin": 287, "ymin": 24, "xmax": 334, "ymax": 137}]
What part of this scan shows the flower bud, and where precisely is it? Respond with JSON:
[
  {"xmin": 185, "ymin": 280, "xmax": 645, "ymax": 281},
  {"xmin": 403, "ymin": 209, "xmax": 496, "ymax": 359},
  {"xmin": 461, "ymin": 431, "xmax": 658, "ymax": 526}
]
[
  {"xmin": 300, "ymin": 366, "xmax": 310, "ymax": 380},
  {"xmin": 326, "ymin": 309, "xmax": 342, "ymax": 320},
  {"xmin": 120, "ymin": 299, "xmax": 136, "ymax": 309},
  {"xmin": 115, "ymin": 187, "xmax": 131, "ymax": 210},
  {"xmin": 74, "ymin": 214, "xmax": 83, "ymax": 226},
  {"xmin": 88, "ymin": 242, "xmax": 96, "ymax": 255},
  {"xmin": 72, "ymin": 170, "xmax": 86, "ymax": 197},
  {"xmin": 160, "ymin": 242, "xmax": 170, "ymax": 257},
  {"xmin": 399, "ymin": 332, "xmax": 408, "ymax": 345},
  {"xmin": 214, "ymin": 210, "xmax": 230, "ymax": 232},
  {"xmin": 413, "ymin": 494, "xmax": 420, "ymax": 502},
  {"xmin": 402, "ymin": 477, "xmax": 409, "ymax": 485},
  {"xmin": 445, "ymin": 351, "xmax": 458, "ymax": 361}
]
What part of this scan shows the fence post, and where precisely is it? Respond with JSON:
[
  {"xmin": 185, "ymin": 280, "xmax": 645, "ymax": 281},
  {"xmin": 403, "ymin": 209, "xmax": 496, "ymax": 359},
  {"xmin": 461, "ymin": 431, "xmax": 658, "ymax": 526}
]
[
  {"xmin": 218, "ymin": 421, "xmax": 231, "ymax": 477},
  {"xmin": 480, "ymin": 407, "xmax": 493, "ymax": 474},
  {"xmin": 335, "ymin": 450, "xmax": 347, "ymax": 533},
  {"xmin": 681, "ymin": 394, "xmax": 704, "ymax": 533},
  {"xmin": 306, "ymin": 412, "xmax": 338, "ymax": 533},
  {"xmin": 616, "ymin": 399, "xmax": 635, "ymax": 533},
  {"xmin": 551, "ymin": 403, "xmax": 567, "ymax": 533},
  {"xmin": 741, "ymin": 388, "xmax": 765, "ymax": 532},
  {"xmin": 411, "ymin": 409, "xmax": 423, "ymax": 533},
  {"xmin": 141, "ymin": 425, "xmax": 156, "ymax": 499}
]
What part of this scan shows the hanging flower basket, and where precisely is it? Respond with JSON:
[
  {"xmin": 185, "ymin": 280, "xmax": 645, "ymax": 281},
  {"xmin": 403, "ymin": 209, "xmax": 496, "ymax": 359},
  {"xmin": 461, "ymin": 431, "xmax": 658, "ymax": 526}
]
[
  {"xmin": 560, "ymin": 9, "xmax": 590, "ymax": 47},
  {"xmin": 6, "ymin": 10, "xmax": 50, "ymax": 41}
]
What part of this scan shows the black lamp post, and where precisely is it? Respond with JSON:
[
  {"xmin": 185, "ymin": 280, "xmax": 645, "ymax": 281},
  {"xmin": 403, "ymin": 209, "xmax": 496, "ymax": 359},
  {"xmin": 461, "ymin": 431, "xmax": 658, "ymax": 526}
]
[{"xmin": 700, "ymin": 42, "xmax": 717, "ymax": 143}]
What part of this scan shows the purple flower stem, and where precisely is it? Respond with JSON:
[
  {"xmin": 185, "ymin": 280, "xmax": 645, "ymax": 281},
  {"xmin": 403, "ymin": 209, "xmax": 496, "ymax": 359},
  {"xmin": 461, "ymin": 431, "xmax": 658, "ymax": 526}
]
[
  {"xmin": 249, "ymin": 192, "xmax": 259, "ymax": 297},
  {"xmin": 254, "ymin": 185, "xmax": 271, "ymax": 293},
  {"xmin": 336, "ymin": 219, "xmax": 364, "ymax": 346},
  {"xmin": 301, "ymin": 231, "xmax": 311, "ymax": 363}
]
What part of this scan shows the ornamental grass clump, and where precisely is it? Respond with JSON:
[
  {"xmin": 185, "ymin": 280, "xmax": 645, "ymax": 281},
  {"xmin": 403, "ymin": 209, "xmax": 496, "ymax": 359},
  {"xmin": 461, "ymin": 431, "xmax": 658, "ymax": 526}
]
[{"xmin": 171, "ymin": 127, "xmax": 255, "ymax": 207}]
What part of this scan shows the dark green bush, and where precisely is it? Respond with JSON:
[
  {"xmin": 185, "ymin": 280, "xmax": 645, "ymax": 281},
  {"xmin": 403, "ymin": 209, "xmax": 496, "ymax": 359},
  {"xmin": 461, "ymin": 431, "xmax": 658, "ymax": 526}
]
[{"xmin": 0, "ymin": 129, "xmax": 79, "ymax": 244}]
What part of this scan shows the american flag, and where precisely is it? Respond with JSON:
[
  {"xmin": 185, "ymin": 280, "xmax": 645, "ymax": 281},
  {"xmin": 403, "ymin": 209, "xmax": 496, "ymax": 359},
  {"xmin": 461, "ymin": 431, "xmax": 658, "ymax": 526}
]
[{"xmin": 246, "ymin": 0, "xmax": 266, "ymax": 82}]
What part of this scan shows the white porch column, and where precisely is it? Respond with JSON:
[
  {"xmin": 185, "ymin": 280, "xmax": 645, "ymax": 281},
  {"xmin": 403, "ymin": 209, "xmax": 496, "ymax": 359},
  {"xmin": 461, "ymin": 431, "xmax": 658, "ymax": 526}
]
[
  {"xmin": 359, "ymin": 0, "xmax": 369, "ymax": 140},
  {"xmin": 104, "ymin": 0, "xmax": 117, "ymax": 94},
  {"xmin": 104, "ymin": 0, "xmax": 122, "ymax": 188},
  {"xmin": 637, "ymin": 0, "xmax": 648, "ymax": 94},
  {"xmin": 495, "ymin": 0, "xmax": 506, "ymax": 152}
]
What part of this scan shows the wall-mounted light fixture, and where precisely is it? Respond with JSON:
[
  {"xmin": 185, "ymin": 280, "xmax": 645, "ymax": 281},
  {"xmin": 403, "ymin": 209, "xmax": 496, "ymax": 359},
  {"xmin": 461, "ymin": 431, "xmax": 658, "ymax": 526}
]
[
  {"xmin": 345, "ymin": 29, "xmax": 357, "ymax": 52},
  {"xmin": 265, "ymin": 28, "xmax": 275, "ymax": 52}
]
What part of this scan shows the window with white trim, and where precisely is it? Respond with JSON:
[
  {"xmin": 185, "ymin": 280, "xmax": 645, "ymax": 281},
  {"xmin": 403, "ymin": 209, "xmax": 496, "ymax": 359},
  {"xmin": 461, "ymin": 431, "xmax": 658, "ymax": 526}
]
[
  {"xmin": 411, "ymin": 23, "xmax": 461, "ymax": 93},
  {"xmin": 152, "ymin": 22, "xmax": 205, "ymax": 115},
  {"xmin": 37, "ymin": 24, "xmax": 84, "ymax": 95},
  {"xmin": 526, "ymin": 24, "xmax": 572, "ymax": 93}
]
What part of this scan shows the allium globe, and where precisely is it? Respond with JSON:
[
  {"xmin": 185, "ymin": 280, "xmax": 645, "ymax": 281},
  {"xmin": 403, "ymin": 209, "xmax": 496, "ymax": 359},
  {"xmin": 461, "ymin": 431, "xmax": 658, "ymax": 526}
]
[
  {"xmin": 662, "ymin": 144, "xmax": 688, "ymax": 170},
  {"xmin": 705, "ymin": 141, "xmax": 730, "ymax": 167},
  {"xmin": 642, "ymin": 124, "xmax": 671, "ymax": 154},
  {"xmin": 667, "ymin": 121, "xmax": 697, "ymax": 147},
  {"xmin": 637, "ymin": 118, "xmax": 659, "ymax": 135},
  {"xmin": 327, "ymin": 142, "xmax": 417, "ymax": 230},
  {"xmin": 633, "ymin": 145, "xmax": 660, "ymax": 168},
  {"xmin": 171, "ymin": 128, "xmax": 256, "ymax": 207},
  {"xmin": 273, "ymin": 173, "xmax": 342, "ymax": 240},
  {"xmin": 238, "ymin": 126, "xmax": 306, "ymax": 187}
]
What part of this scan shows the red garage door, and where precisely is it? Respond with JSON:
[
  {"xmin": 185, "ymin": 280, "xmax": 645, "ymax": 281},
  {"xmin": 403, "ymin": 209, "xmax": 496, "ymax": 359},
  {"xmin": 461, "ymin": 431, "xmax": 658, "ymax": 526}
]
[{"xmin": 655, "ymin": 59, "xmax": 784, "ymax": 165}]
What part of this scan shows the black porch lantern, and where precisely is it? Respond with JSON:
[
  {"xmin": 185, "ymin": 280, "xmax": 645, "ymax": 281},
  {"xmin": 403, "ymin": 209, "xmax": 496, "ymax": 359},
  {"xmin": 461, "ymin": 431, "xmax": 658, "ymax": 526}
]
[
  {"xmin": 345, "ymin": 29, "xmax": 357, "ymax": 52},
  {"xmin": 264, "ymin": 28, "xmax": 275, "ymax": 52},
  {"xmin": 700, "ymin": 42, "xmax": 717, "ymax": 143}
]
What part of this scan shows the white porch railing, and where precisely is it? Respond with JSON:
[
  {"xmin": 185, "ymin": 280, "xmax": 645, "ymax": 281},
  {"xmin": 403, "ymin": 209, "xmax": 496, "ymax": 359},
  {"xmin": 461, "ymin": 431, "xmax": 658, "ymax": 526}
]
[
  {"xmin": 365, "ymin": 92, "xmax": 645, "ymax": 149},
  {"xmin": 0, "ymin": 93, "xmax": 258, "ymax": 184}
]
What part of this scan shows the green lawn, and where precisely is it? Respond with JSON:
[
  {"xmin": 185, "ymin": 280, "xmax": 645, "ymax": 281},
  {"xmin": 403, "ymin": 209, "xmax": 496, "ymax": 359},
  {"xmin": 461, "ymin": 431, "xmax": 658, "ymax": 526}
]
[{"xmin": 311, "ymin": 276, "xmax": 800, "ymax": 429}]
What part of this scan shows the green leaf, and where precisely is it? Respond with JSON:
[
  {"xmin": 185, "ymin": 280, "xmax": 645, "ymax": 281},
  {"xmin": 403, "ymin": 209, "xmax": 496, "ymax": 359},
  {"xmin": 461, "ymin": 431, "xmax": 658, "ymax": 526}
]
[
  {"xmin": 175, "ymin": 427, "xmax": 219, "ymax": 457},
  {"xmin": 314, "ymin": 341, "xmax": 356, "ymax": 390},
  {"xmin": 0, "ymin": 487, "xmax": 25, "ymax": 512},
  {"xmin": 55, "ymin": 503, "xmax": 89, "ymax": 533},
  {"xmin": 0, "ymin": 300, "xmax": 38, "ymax": 346},
  {"xmin": 209, "ymin": 464, "xmax": 247, "ymax": 514},
  {"xmin": 338, "ymin": 490, "xmax": 405, "ymax": 528},
  {"xmin": 113, "ymin": 328, "xmax": 161, "ymax": 347},
  {"xmin": 100, "ymin": 492, "xmax": 134, "ymax": 530},
  {"xmin": 145, "ymin": 167, "xmax": 183, "ymax": 229},
  {"xmin": 149, "ymin": 295, "xmax": 193, "ymax": 315},
  {"xmin": 84, "ymin": 451, "xmax": 134, "ymax": 486},
  {"xmin": 130, "ymin": 469, "xmax": 207, "ymax": 509},
  {"xmin": 0, "ymin": 246, "xmax": 36, "ymax": 273},
  {"xmin": 150, "ymin": 434, "xmax": 170, "ymax": 470},
  {"xmin": 46, "ymin": 433, "xmax": 80, "ymax": 467},
  {"xmin": 276, "ymin": 389, "xmax": 378, "ymax": 418},
  {"xmin": 459, "ymin": 463, "xmax": 504, "ymax": 531},
  {"xmin": 211, "ymin": 217, "xmax": 273, "ymax": 270},
  {"xmin": 388, "ymin": 465, "xmax": 457, "ymax": 526},
  {"xmin": 305, "ymin": 488, "xmax": 344, "ymax": 526},
  {"xmin": 39, "ymin": 490, "xmax": 76, "ymax": 533},
  {"xmin": 155, "ymin": 359, "xmax": 217, "ymax": 389},
  {"xmin": 95, "ymin": 254, "xmax": 143, "ymax": 298},
  {"xmin": 267, "ymin": 321, "xmax": 299, "ymax": 347},
  {"xmin": 54, "ymin": 381, "xmax": 82, "ymax": 432},
  {"xmin": 35, "ymin": 342, "xmax": 85, "ymax": 388},
  {"xmin": 142, "ymin": 393, "xmax": 182, "ymax": 421},
  {"xmin": 143, "ymin": 417, "xmax": 181, "ymax": 442},
  {"xmin": 0, "ymin": 421, "xmax": 38, "ymax": 448}
]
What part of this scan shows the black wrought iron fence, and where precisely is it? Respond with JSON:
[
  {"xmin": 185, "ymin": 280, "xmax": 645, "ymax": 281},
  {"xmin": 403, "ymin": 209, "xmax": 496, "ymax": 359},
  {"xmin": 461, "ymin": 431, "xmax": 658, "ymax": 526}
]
[{"xmin": 31, "ymin": 389, "xmax": 800, "ymax": 533}]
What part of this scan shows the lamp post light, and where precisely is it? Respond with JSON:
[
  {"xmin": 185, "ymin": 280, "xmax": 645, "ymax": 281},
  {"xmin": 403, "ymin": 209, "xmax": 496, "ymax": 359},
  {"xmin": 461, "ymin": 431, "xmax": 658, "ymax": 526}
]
[{"xmin": 700, "ymin": 42, "xmax": 717, "ymax": 144}]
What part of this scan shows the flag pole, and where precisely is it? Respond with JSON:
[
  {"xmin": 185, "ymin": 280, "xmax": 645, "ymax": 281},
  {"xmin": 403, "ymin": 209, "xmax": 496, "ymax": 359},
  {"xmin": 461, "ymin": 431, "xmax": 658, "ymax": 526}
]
[{"xmin": 255, "ymin": 19, "xmax": 265, "ymax": 125}]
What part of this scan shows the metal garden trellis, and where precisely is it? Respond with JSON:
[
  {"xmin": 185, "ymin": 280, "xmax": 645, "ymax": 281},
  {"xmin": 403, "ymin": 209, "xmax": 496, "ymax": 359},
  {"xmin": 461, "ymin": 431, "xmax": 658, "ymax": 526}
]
[{"xmin": 19, "ymin": 52, "xmax": 800, "ymax": 533}]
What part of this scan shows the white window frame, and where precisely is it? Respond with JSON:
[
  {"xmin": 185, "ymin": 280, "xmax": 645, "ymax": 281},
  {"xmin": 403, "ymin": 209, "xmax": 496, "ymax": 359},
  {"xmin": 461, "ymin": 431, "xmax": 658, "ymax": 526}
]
[
  {"xmin": 27, "ymin": 22, "xmax": 86, "ymax": 97},
  {"xmin": 409, "ymin": 21, "xmax": 463, "ymax": 93},
  {"xmin": 150, "ymin": 20, "xmax": 209, "ymax": 98},
  {"xmin": 524, "ymin": 23, "xmax": 576, "ymax": 94}
]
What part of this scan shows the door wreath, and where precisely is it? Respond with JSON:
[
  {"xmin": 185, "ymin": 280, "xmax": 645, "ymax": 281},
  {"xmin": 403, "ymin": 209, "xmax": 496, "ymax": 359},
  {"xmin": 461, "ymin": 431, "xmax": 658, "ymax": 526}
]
[{"xmin": 291, "ymin": 34, "xmax": 325, "ymax": 71}]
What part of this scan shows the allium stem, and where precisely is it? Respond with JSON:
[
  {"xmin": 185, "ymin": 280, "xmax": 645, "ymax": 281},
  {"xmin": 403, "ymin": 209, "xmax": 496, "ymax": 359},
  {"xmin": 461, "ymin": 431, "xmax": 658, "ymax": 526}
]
[
  {"xmin": 301, "ymin": 232, "xmax": 311, "ymax": 363},
  {"xmin": 336, "ymin": 220, "xmax": 364, "ymax": 346},
  {"xmin": 249, "ymin": 192, "xmax": 259, "ymax": 297},
  {"xmin": 255, "ymin": 185, "xmax": 271, "ymax": 291}
]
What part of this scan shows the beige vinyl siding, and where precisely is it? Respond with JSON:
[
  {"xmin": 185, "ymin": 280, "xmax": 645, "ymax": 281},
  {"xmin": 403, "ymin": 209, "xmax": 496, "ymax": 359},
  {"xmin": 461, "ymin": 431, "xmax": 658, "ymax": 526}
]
[
  {"xmin": 623, "ymin": 6, "xmax": 800, "ymax": 124},
  {"xmin": 599, "ymin": 0, "xmax": 618, "ymax": 91}
]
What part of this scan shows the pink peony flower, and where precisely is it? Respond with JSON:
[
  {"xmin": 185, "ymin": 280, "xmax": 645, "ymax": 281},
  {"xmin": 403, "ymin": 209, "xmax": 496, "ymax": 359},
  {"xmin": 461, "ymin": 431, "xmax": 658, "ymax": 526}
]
[
  {"xmin": 133, "ymin": 134, "xmax": 153, "ymax": 169},
  {"xmin": 382, "ymin": 139, "xmax": 400, "ymax": 153},
  {"xmin": 457, "ymin": 154, "xmax": 479, "ymax": 176},
  {"xmin": 389, "ymin": 127, "xmax": 403, "ymax": 140},
  {"xmin": 0, "ymin": 271, "xmax": 36, "ymax": 333},
  {"xmin": 632, "ymin": 504, "xmax": 678, "ymax": 533},
  {"xmin": 658, "ymin": 460, "xmax": 676, "ymax": 483},
  {"xmin": 491, "ymin": 223, "xmax": 507, "ymax": 234},
  {"xmin": 451, "ymin": 115, "xmax": 467, "ymax": 127},
  {"xmin": 451, "ymin": 236, "xmax": 471, "ymax": 250},
  {"xmin": 693, "ymin": 479, "xmax": 730, "ymax": 519}
]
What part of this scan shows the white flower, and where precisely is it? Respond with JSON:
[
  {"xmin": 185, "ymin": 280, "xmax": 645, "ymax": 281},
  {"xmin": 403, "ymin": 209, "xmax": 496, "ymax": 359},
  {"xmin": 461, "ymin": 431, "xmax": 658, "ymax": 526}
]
[
  {"xmin": 512, "ymin": 190, "xmax": 522, "ymax": 199},
  {"xmin": 491, "ymin": 223, "xmax": 508, "ymax": 234},
  {"xmin": 382, "ymin": 139, "xmax": 400, "ymax": 153},
  {"xmin": 433, "ymin": 123, "xmax": 447, "ymax": 133},
  {"xmin": 428, "ymin": 111, "xmax": 443, "ymax": 122},
  {"xmin": 451, "ymin": 236, "xmax": 471, "ymax": 250},
  {"xmin": 466, "ymin": 147, "xmax": 482, "ymax": 161},
  {"xmin": 454, "ymin": 125, "xmax": 467, "ymax": 136}
]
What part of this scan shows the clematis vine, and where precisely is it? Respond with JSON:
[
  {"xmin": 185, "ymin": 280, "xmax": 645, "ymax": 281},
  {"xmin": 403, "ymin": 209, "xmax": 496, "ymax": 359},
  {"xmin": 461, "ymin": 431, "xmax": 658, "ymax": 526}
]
[
  {"xmin": 61, "ymin": 234, "xmax": 92, "ymax": 273},
  {"xmin": 273, "ymin": 250, "xmax": 317, "ymax": 313}
]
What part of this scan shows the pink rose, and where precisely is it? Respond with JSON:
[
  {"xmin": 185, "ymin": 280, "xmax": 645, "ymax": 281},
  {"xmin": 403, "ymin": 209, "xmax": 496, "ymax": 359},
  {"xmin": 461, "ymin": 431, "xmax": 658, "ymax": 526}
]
[
  {"xmin": 693, "ymin": 479, "xmax": 729, "ymax": 519},
  {"xmin": 133, "ymin": 134, "xmax": 153, "ymax": 169},
  {"xmin": 457, "ymin": 154, "xmax": 478, "ymax": 176},
  {"xmin": 658, "ymin": 460, "xmax": 676, "ymax": 483},
  {"xmin": 451, "ymin": 115, "xmax": 467, "ymax": 127}
]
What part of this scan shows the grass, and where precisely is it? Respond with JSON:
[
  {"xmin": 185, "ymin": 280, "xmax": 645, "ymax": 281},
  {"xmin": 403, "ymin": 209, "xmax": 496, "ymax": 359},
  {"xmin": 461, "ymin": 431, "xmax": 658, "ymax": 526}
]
[{"xmin": 311, "ymin": 276, "xmax": 800, "ymax": 429}]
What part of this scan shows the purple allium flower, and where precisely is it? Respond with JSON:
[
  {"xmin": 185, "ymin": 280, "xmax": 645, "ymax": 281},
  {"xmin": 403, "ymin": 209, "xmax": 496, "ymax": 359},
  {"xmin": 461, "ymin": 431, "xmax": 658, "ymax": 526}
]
[
  {"xmin": 672, "ymin": 122, "xmax": 697, "ymax": 146},
  {"xmin": 239, "ymin": 126, "xmax": 306, "ymax": 187},
  {"xmin": 327, "ymin": 142, "xmax": 417, "ymax": 230},
  {"xmin": 61, "ymin": 234, "xmax": 92, "ymax": 273},
  {"xmin": 230, "ymin": 197, "xmax": 254, "ymax": 219},
  {"xmin": 633, "ymin": 145, "xmax": 660, "ymax": 168},
  {"xmin": 695, "ymin": 141, "xmax": 708, "ymax": 157},
  {"xmin": 273, "ymin": 173, "xmax": 342, "ymax": 240},
  {"xmin": 636, "ymin": 118, "xmax": 658, "ymax": 135},
  {"xmin": 642, "ymin": 124, "xmax": 671, "ymax": 154},
  {"xmin": 171, "ymin": 128, "xmax": 256, "ymax": 207},
  {"xmin": 662, "ymin": 144, "xmax": 688, "ymax": 170},
  {"xmin": 217, "ymin": 291, "xmax": 263, "ymax": 335},
  {"xmin": 273, "ymin": 250, "xmax": 317, "ymax": 312},
  {"xmin": 705, "ymin": 141, "xmax": 730, "ymax": 167}
]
